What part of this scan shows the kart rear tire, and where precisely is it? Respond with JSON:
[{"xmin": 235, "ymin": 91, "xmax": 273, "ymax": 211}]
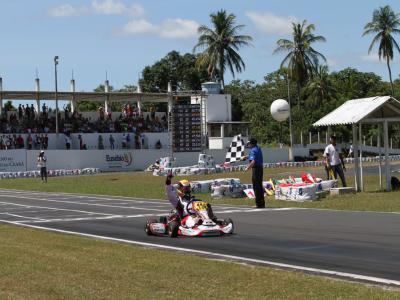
[
  {"xmin": 225, "ymin": 218, "xmax": 234, "ymax": 234},
  {"xmin": 145, "ymin": 219, "xmax": 158, "ymax": 236},
  {"xmin": 168, "ymin": 221, "xmax": 179, "ymax": 238}
]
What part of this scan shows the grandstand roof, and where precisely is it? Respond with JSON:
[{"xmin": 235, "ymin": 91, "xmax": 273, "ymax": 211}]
[{"xmin": 0, "ymin": 90, "xmax": 203, "ymax": 103}]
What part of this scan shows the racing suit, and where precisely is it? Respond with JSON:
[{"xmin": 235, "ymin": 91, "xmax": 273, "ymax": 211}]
[
  {"xmin": 165, "ymin": 177, "xmax": 216, "ymax": 227},
  {"xmin": 165, "ymin": 176, "xmax": 188, "ymax": 218}
]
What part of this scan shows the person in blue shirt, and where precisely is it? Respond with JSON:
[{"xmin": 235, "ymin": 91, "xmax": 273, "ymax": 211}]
[{"xmin": 244, "ymin": 138, "xmax": 265, "ymax": 208}]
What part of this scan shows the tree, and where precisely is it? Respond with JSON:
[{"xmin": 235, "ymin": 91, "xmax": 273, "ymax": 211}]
[
  {"xmin": 140, "ymin": 51, "xmax": 209, "ymax": 92},
  {"xmin": 303, "ymin": 65, "xmax": 337, "ymax": 108},
  {"xmin": 274, "ymin": 20, "xmax": 326, "ymax": 108},
  {"xmin": 363, "ymin": 5, "xmax": 400, "ymax": 96},
  {"xmin": 193, "ymin": 10, "xmax": 252, "ymax": 90}
]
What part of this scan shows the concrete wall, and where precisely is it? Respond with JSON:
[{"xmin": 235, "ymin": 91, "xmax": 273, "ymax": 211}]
[
  {"xmin": 191, "ymin": 94, "xmax": 232, "ymax": 122},
  {"xmin": 0, "ymin": 147, "xmax": 290, "ymax": 172}
]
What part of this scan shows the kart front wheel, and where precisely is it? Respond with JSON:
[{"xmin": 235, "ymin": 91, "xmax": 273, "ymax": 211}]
[
  {"xmin": 145, "ymin": 219, "xmax": 158, "ymax": 236},
  {"xmin": 168, "ymin": 221, "xmax": 179, "ymax": 238}
]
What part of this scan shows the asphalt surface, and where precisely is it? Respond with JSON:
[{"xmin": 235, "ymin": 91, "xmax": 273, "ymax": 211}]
[{"xmin": 1, "ymin": 189, "xmax": 400, "ymax": 285}]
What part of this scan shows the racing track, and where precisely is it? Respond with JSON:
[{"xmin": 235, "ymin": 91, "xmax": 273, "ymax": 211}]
[{"xmin": 0, "ymin": 188, "xmax": 400, "ymax": 287}]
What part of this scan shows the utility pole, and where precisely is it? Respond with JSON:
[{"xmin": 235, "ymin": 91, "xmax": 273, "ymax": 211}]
[{"xmin": 54, "ymin": 56, "xmax": 59, "ymax": 135}]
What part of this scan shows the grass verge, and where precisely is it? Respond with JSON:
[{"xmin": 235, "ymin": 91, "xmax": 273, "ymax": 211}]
[
  {"xmin": 0, "ymin": 167, "xmax": 399, "ymax": 212},
  {"xmin": 0, "ymin": 224, "xmax": 399, "ymax": 299}
]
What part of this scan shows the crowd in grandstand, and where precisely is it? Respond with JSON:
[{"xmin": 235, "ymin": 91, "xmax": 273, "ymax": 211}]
[
  {"xmin": 0, "ymin": 103, "xmax": 168, "ymax": 135},
  {"xmin": 0, "ymin": 133, "xmax": 48, "ymax": 150},
  {"xmin": 0, "ymin": 103, "xmax": 167, "ymax": 150}
]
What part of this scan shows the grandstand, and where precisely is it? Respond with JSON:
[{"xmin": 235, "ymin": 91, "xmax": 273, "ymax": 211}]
[{"xmin": 0, "ymin": 78, "xmax": 259, "ymax": 172}]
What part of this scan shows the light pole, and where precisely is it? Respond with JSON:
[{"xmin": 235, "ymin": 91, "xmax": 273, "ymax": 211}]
[
  {"xmin": 54, "ymin": 56, "xmax": 59, "ymax": 135},
  {"xmin": 286, "ymin": 72, "xmax": 294, "ymax": 160}
]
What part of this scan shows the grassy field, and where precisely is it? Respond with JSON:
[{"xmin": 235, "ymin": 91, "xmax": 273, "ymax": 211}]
[
  {"xmin": 0, "ymin": 166, "xmax": 399, "ymax": 212},
  {"xmin": 0, "ymin": 224, "xmax": 399, "ymax": 299}
]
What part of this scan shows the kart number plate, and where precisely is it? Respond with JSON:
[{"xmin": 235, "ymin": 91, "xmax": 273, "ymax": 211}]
[{"xmin": 193, "ymin": 201, "xmax": 208, "ymax": 211}]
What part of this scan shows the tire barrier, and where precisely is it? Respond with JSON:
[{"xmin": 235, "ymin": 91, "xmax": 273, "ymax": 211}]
[
  {"xmin": 152, "ymin": 154, "xmax": 400, "ymax": 176},
  {"xmin": 0, "ymin": 168, "xmax": 100, "ymax": 179}
]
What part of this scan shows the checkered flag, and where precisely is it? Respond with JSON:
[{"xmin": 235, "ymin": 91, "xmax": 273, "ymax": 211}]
[{"xmin": 225, "ymin": 135, "xmax": 245, "ymax": 164}]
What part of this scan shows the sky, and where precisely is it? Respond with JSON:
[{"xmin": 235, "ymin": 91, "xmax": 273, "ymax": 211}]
[{"xmin": 1, "ymin": 0, "xmax": 400, "ymax": 93}]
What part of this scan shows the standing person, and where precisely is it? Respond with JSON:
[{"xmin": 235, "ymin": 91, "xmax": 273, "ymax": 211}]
[
  {"xmin": 324, "ymin": 135, "xmax": 347, "ymax": 187},
  {"xmin": 244, "ymin": 138, "xmax": 265, "ymax": 208},
  {"xmin": 347, "ymin": 143, "xmax": 354, "ymax": 158},
  {"xmin": 126, "ymin": 133, "xmax": 131, "ymax": 149},
  {"xmin": 37, "ymin": 150, "xmax": 47, "ymax": 183},
  {"xmin": 98, "ymin": 134, "xmax": 104, "ymax": 150},
  {"xmin": 43, "ymin": 134, "xmax": 49, "ymax": 150},
  {"xmin": 27, "ymin": 134, "xmax": 33, "ymax": 150},
  {"xmin": 65, "ymin": 134, "xmax": 71, "ymax": 150},
  {"xmin": 109, "ymin": 134, "xmax": 115, "ymax": 149}
]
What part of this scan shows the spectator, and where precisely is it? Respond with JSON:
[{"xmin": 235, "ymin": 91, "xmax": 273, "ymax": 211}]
[
  {"xmin": 324, "ymin": 135, "xmax": 347, "ymax": 187},
  {"xmin": 78, "ymin": 134, "xmax": 84, "ymax": 150},
  {"xmin": 37, "ymin": 150, "xmax": 47, "ymax": 183},
  {"xmin": 98, "ymin": 134, "xmax": 104, "ymax": 150},
  {"xmin": 17, "ymin": 135, "xmax": 24, "ymax": 149},
  {"xmin": 27, "ymin": 134, "xmax": 33, "ymax": 150},
  {"xmin": 141, "ymin": 132, "xmax": 146, "ymax": 149},
  {"xmin": 18, "ymin": 104, "xmax": 23, "ymax": 119},
  {"xmin": 126, "ymin": 133, "xmax": 131, "ymax": 149},
  {"xmin": 155, "ymin": 139, "xmax": 162, "ymax": 149},
  {"xmin": 43, "ymin": 134, "xmax": 49, "ymax": 150},
  {"xmin": 347, "ymin": 143, "xmax": 354, "ymax": 158},
  {"xmin": 65, "ymin": 134, "xmax": 71, "ymax": 150},
  {"xmin": 122, "ymin": 133, "xmax": 127, "ymax": 149},
  {"xmin": 109, "ymin": 134, "xmax": 115, "ymax": 149}
]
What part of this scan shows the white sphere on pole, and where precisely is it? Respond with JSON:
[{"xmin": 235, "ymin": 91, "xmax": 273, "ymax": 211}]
[{"xmin": 270, "ymin": 99, "xmax": 290, "ymax": 122}]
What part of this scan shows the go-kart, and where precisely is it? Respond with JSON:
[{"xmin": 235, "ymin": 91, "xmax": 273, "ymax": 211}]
[{"xmin": 145, "ymin": 199, "xmax": 234, "ymax": 237}]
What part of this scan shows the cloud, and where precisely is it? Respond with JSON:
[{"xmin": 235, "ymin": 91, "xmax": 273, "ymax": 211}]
[
  {"xmin": 121, "ymin": 19, "xmax": 156, "ymax": 35},
  {"xmin": 48, "ymin": 1, "xmax": 145, "ymax": 18},
  {"xmin": 119, "ymin": 18, "xmax": 199, "ymax": 39},
  {"xmin": 48, "ymin": 4, "xmax": 81, "ymax": 17},
  {"xmin": 361, "ymin": 53, "xmax": 382, "ymax": 63},
  {"xmin": 91, "ymin": 0, "xmax": 126, "ymax": 15},
  {"xmin": 246, "ymin": 11, "xmax": 297, "ymax": 35}
]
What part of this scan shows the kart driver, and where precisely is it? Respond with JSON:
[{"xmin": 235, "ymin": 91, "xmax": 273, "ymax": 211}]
[
  {"xmin": 165, "ymin": 172, "xmax": 191, "ymax": 218},
  {"xmin": 165, "ymin": 172, "xmax": 216, "ymax": 225}
]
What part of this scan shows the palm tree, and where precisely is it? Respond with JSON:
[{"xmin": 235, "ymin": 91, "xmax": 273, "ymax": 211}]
[
  {"xmin": 304, "ymin": 65, "xmax": 337, "ymax": 107},
  {"xmin": 274, "ymin": 20, "xmax": 326, "ymax": 108},
  {"xmin": 193, "ymin": 10, "xmax": 252, "ymax": 90},
  {"xmin": 363, "ymin": 5, "xmax": 400, "ymax": 96}
]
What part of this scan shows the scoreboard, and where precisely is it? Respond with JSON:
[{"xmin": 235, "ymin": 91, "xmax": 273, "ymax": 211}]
[{"xmin": 172, "ymin": 104, "xmax": 202, "ymax": 152}]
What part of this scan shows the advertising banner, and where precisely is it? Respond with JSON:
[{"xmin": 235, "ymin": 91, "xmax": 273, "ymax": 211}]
[
  {"xmin": 103, "ymin": 151, "xmax": 134, "ymax": 170},
  {"xmin": 0, "ymin": 150, "xmax": 27, "ymax": 172}
]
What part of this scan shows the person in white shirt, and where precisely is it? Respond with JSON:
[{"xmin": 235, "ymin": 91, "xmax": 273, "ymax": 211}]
[
  {"xmin": 37, "ymin": 150, "xmax": 47, "ymax": 183},
  {"xmin": 324, "ymin": 135, "xmax": 347, "ymax": 186}
]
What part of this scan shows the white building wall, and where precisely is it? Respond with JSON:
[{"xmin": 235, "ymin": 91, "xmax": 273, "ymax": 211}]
[
  {"xmin": 0, "ymin": 148, "xmax": 289, "ymax": 172},
  {"xmin": 191, "ymin": 94, "xmax": 232, "ymax": 122}
]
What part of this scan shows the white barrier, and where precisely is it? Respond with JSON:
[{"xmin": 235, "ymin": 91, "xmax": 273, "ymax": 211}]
[
  {"xmin": 275, "ymin": 184, "xmax": 318, "ymax": 201},
  {"xmin": 0, "ymin": 168, "xmax": 100, "ymax": 179}
]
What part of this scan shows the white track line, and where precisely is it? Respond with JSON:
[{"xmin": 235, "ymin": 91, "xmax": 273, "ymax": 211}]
[
  {"xmin": 1, "ymin": 220, "xmax": 399, "ymax": 287},
  {"xmin": 1, "ymin": 213, "xmax": 46, "ymax": 221},
  {"xmin": 0, "ymin": 194, "xmax": 167, "ymax": 212},
  {"xmin": 0, "ymin": 189, "xmax": 259, "ymax": 210},
  {"xmin": 0, "ymin": 201, "xmax": 114, "ymax": 217},
  {"xmin": 13, "ymin": 213, "xmax": 167, "ymax": 224}
]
